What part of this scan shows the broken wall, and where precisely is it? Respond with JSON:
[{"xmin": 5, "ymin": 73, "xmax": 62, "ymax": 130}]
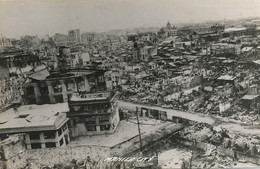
[{"xmin": 0, "ymin": 135, "xmax": 25, "ymax": 161}]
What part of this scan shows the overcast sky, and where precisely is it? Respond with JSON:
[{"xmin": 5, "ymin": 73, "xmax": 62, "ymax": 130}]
[{"xmin": 0, "ymin": 0, "xmax": 260, "ymax": 38}]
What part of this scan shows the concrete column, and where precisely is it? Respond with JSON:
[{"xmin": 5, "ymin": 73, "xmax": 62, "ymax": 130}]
[
  {"xmin": 96, "ymin": 125, "xmax": 100, "ymax": 132},
  {"xmin": 23, "ymin": 86, "xmax": 28, "ymax": 104},
  {"xmin": 24, "ymin": 134, "xmax": 31, "ymax": 149},
  {"xmin": 109, "ymin": 114, "xmax": 114, "ymax": 132},
  {"xmin": 40, "ymin": 132, "xmax": 46, "ymax": 148},
  {"xmin": 73, "ymin": 79, "xmax": 78, "ymax": 92},
  {"xmin": 59, "ymin": 80, "xmax": 68, "ymax": 102},
  {"xmin": 55, "ymin": 131, "xmax": 60, "ymax": 147},
  {"xmin": 55, "ymin": 142, "xmax": 60, "ymax": 148},
  {"xmin": 33, "ymin": 83, "xmax": 42, "ymax": 104},
  {"xmin": 66, "ymin": 122, "xmax": 70, "ymax": 142},
  {"xmin": 68, "ymin": 134, "xmax": 70, "ymax": 142},
  {"xmin": 96, "ymin": 115, "xmax": 100, "ymax": 133},
  {"xmin": 46, "ymin": 82, "xmax": 55, "ymax": 103},
  {"xmin": 66, "ymin": 133, "xmax": 70, "ymax": 142},
  {"xmin": 109, "ymin": 114, "xmax": 113, "ymax": 124},
  {"xmin": 147, "ymin": 109, "xmax": 151, "ymax": 117},
  {"xmin": 27, "ymin": 144, "xmax": 32, "ymax": 150},
  {"xmin": 96, "ymin": 115, "xmax": 99, "ymax": 126},
  {"xmin": 63, "ymin": 136, "xmax": 66, "ymax": 146},
  {"xmin": 25, "ymin": 133, "xmax": 30, "ymax": 144},
  {"xmin": 84, "ymin": 76, "xmax": 91, "ymax": 92}
]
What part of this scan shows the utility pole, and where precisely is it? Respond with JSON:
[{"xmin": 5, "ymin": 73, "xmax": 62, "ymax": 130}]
[{"xmin": 136, "ymin": 107, "xmax": 142, "ymax": 152}]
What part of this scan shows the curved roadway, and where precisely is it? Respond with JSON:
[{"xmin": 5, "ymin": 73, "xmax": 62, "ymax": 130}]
[{"xmin": 118, "ymin": 100, "xmax": 260, "ymax": 136}]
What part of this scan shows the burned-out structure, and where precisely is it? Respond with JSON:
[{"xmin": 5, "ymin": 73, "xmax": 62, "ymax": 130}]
[
  {"xmin": 23, "ymin": 68, "xmax": 107, "ymax": 104},
  {"xmin": 67, "ymin": 90, "xmax": 120, "ymax": 136},
  {"xmin": 0, "ymin": 50, "xmax": 41, "ymax": 69},
  {"xmin": 0, "ymin": 103, "xmax": 70, "ymax": 149}
]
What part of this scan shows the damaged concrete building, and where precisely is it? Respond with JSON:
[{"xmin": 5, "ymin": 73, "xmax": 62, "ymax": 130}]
[
  {"xmin": 67, "ymin": 90, "xmax": 120, "ymax": 136},
  {"xmin": 23, "ymin": 68, "xmax": 107, "ymax": 104},
  {"xmin": 0, "ymin": 103, "xmax": 70, "ymax": 149}
]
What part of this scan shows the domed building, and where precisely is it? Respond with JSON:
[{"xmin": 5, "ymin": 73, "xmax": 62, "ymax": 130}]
[
  {"xmin": 166, "ymin": 21, "xmax": 172, "ymax": 30},
  {"xmin": 166, "ymin": 21, "xmax": 177, "ymax": 37},
  {"xmin": 158, "ymin": 21, "xmax": 178, "ymax": 38}
]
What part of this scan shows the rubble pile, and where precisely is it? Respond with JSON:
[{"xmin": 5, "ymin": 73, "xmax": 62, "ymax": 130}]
[
  {"xmin": 181, "ymin": 122, "xmax": 260, "ymax": 168},
  {"xmin": 231, "ymin": 111, "xmax": 260, "ymax": 124},
  {"xmin": 182, "ymin": 123, "xmax": 216, "ymax": 142},
  {"xmin": 20, "ymin": 156, "xmax": 130, "ymax": 169},
  {"xmin": 158, "ymin": 149, "xmax": 192, "ymax": 169},
  {"xmin": 193, "ymin": 154, "xmax": 233, "ymax": 168},
  {"xmin": 0, "ymin": 76, "xmax": 24, "ymax": 109}
]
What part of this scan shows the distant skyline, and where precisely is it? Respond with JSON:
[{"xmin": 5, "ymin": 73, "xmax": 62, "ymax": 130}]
[{"xmin": 0, "ymin": 0, "xmax": 260, "ymax": 38}]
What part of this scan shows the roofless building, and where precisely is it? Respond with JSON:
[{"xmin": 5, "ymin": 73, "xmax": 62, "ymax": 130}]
[{"xmin": 23, "ymin": 68, "xmax": 107, "ymax": 104}]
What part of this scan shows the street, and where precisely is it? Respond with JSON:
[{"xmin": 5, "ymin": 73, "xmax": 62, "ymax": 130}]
[{"xmin": 119, "ymin": 100, "xmax": 260, "ymax": 135}]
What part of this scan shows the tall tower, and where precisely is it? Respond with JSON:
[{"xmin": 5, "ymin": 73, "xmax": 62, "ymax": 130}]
[
  {"xmin": 68, "ymin": 29, "xmax": 81, "ymax": 44},
  {"xmin": 166, "ymin": 21, "xmax": 172, "ymax": 30},
  {"xmin": 57, "ymin": 46, "xmax": 70, "ymax": 70}
]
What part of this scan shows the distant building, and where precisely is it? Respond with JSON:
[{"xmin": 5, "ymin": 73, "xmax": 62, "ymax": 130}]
[
  {"xmin": 219, "ymin": 101, "xmax": 231, "ymax": 113},
  {"xmin": 210, "ymin": 43, "xmax": 241, "ymax": 55},
  {"xmin": 57, "ymin": 46, "xmax": 89, "ymax": 69},
  {"xmin": 67, "ymin": 91, "xmax": 120, "ymax": 136},
  {"xmin": 105, "ymin": 70, "xmax": 121, "ymax": 90},
  {"xmin": 241, "ymin": 47, "xmax": 254, "ymax": 54},
  {"xmin": 217, "ymin": 75, "xmax": 237, "ymax": 86},
  {"xmin": 132, "ymin": 48, "xmax": 139, "ymax": 60},
  {"xmin": 174, "ymin": 41, "xmax": 193, "ymax": 50},
  {"xmin": 68, "ymin": 29, "xmax": 81, "ymax": 44},
  {"xmin": 140, "ymin": 46, "xmax": 156, "ymax": 62},
  {"xmin": 20, "ymin": 35, "xmax": 41, "ymax": 48},
  {"xmin": 53, "ymin": 33, "xmax": 68, "ymax": 46},
  {"xmin": 193, "ymin": 24, "xmax": 224, "ymax": 34},
  {"xmin": 0, "ymin": 57, "xmax": 9, "ymax": 79},
  {"xmin": 223, "ymin": 26, "xmax": 260, "ymax": 37},
  {"xmin": 0, "ymin": 35, "xmax": 12, "ymax": 52},
  {"xmin": 81, "ymin": 32, "xmax": 95, "ymax": 44},
  {"xmin": 38, "ymin": 34, "xmax": 50, "ymax": 42},
  {"xmin": 165, "ymin": 21, "xmax": 177, "ymax": 37},
  {"xmin": 215, "ymin": 84, "xmax": 233, "ymax": 96},
  {"xmin": 127, "ymin": 33, "xmax": 137, "ymax": 42},
  {"xmin": 81, "ymin": 52, "xmax": 90, "ymax": 66},
  {"xmin": 166, "ymin": 21, "xmax": 172, "ymax": 30},
  {"xmin": 241, "ymin": 94, "xmax": 260, "ymax": 108},
  {"xmin": 57, "ymin": 46, "xmax": 71, "ymax": 69}
]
